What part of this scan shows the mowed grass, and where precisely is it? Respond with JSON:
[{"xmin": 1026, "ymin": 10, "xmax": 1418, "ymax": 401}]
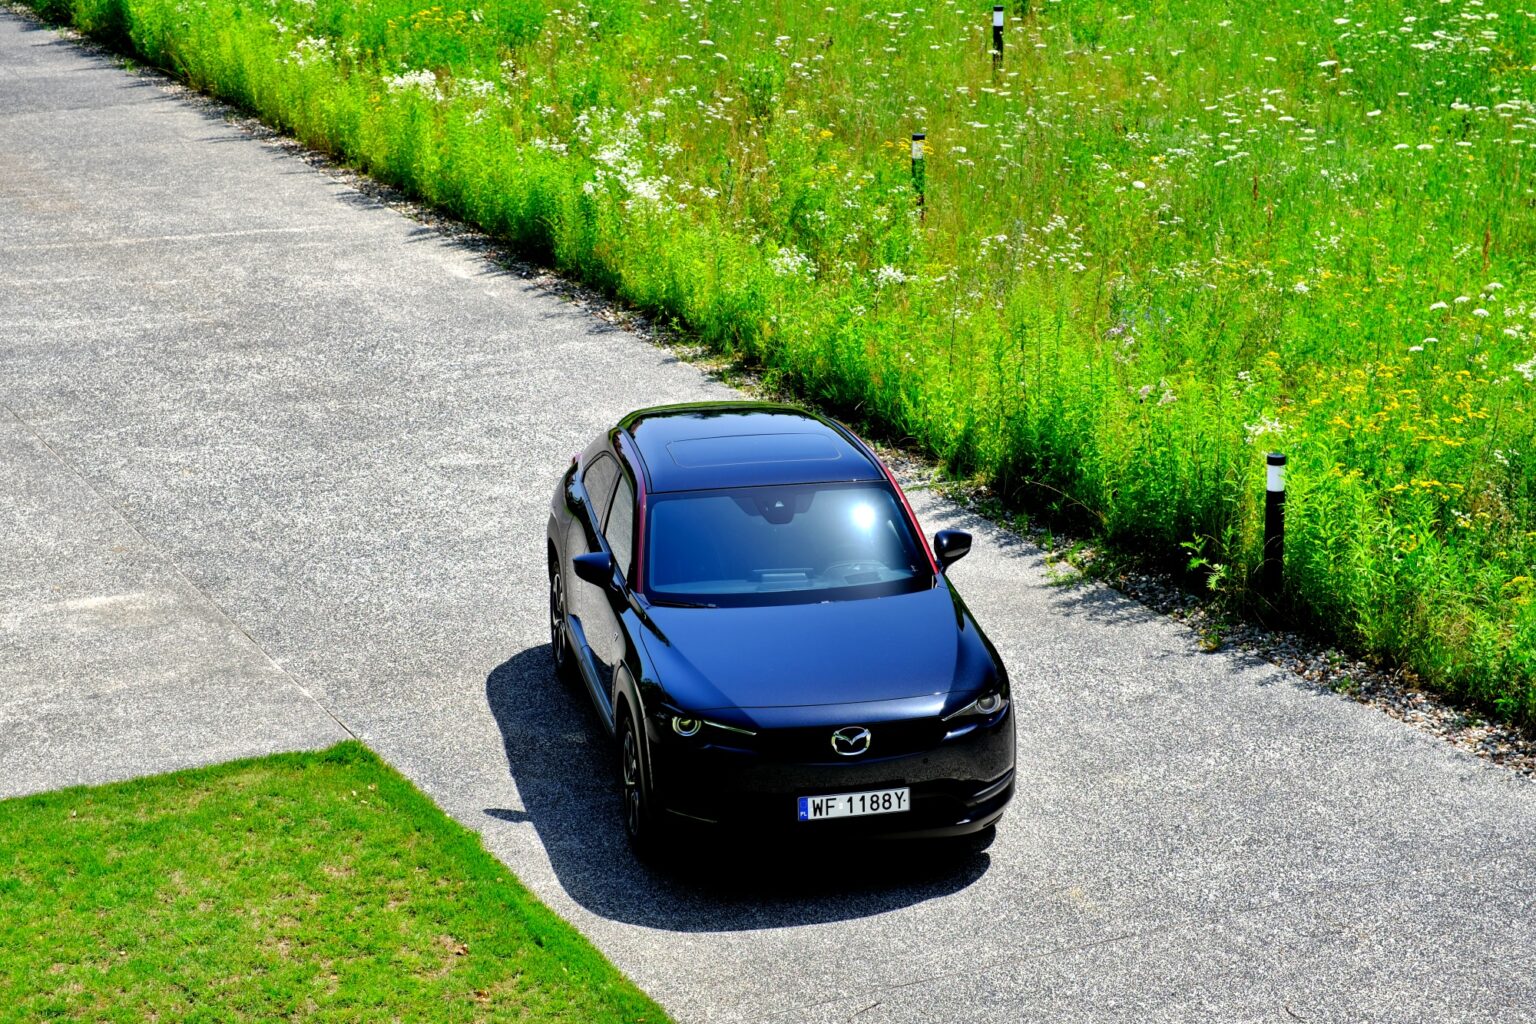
[
  {"xmin": 22, "ymin": 0, "xmax": 1536, "ymax": 726},
  {"xmin": 0, "ymin": 743, "xmax": 666, "ymax": 1023}
]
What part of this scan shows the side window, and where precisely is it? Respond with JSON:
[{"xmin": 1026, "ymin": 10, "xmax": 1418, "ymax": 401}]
[
  {"xmin": 605, "ymin": 475, "xmax": 635, "ymax": 580},
  {"xmin": 580, "ymin": 454, "xmax": 619, "ymax": 525}
]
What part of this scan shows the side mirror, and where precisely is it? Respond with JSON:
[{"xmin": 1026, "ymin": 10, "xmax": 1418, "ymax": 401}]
[
  {"xmin": 933, "ymin": 530, "xmax": 972, "ymax": 572},
  {"xmin": 572, "ymin": 551, "xmax": 617, "ymax": 590}
]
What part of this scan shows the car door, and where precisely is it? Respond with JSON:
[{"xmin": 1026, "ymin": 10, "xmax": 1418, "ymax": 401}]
[
  {"xmin": 589, "ymin": 470, "xmax": 636, "ymax": 683},
  {"xmin": 566, "ymin": 452, "xmax": 619, "ymax": 691}
]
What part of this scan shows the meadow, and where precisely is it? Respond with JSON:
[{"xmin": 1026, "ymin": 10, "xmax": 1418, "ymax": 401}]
[{"xmin": 26, "ymin": 0, "xmax": 1536, "ymax": 725}]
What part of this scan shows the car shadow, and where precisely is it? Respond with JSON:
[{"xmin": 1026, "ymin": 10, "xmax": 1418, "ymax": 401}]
[{"xmin": 484, "ymin": 646, "xmax": 991, "ymax": 931}]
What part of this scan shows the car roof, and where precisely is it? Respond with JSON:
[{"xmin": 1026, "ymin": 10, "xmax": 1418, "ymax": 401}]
[{"xmin": 617, "ymin": 403, "xmax": 885, "ymax": 493}]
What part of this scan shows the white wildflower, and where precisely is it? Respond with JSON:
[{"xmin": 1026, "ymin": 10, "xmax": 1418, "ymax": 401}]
[
  {"xmin": 384, "ymin": 69, "xmax": 438, "ymax": 94},
  {"xmin": 628, "ymin": 178, "xmax": 664, "ymax": 202},
  {"xmin": 769, "ymin": 247, "xmax": 814, "ymax": 278},
  {"xmin": 1243, "ymin": 416, "xmax": 1284, "ymax": 442},
  {"xmin": 291, "ymin": 35, "xmax": 331, "ymax": 67}
]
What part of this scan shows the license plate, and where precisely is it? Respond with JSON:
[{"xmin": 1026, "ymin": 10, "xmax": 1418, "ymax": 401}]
[{"xmin": 797, "ymin": 787, "xmax": 910, "ymax": 821}]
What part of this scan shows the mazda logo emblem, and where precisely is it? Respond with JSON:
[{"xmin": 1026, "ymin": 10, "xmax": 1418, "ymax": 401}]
[{"xmin": 830, "ymin": 726, "xmax": 872, "ymax": 757}]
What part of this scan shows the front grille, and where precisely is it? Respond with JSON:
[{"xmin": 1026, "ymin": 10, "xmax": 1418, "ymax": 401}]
[{"xmin": 755, "ymin": 718, "xmax": 946, "ymax": 763}]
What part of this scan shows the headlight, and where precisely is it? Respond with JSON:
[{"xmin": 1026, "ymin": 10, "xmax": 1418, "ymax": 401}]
[
  {"xmin": 666, "ymin": 712, "xmax": 756, "ymax": 738},
  {"xmin": 943, "ymin": 691, "xmax": 1008, "ymax": 721}
]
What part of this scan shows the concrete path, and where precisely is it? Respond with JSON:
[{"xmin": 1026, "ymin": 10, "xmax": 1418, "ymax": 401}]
[{"xmin": 3, "ymin": 14, "xmax": 1534, "ymax": 1022}]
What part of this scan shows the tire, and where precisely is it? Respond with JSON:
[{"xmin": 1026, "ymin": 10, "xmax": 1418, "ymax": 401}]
[
  {"xmin": 618, "ymin": 710, "xmax": 668, "ymax": 862},
  {"xmin": 548, "ymin": 563, "xmax": 575, "ymax": 683}
]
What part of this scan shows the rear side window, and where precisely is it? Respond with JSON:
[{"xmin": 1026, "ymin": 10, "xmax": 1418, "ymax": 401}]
[
  {"xmin": 606, "ymin": 476, "xmax": 636, "ymax": 580},
  {"xmin": 581, "ymin": 453, "xmax": 619, "ymax": 523}
]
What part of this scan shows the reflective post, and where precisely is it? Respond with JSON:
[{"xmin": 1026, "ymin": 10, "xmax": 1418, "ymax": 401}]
[
  {"xmin": 1263, "ymin": 452, "xmax": 1286, "ymax": 597},
  {"xmin": 992, "ymin": 5, "xmax": 1004, "ymax": 73},
  {"xmin": 911, "ymin": 132, "xmax": 925, "ymax": 217}
]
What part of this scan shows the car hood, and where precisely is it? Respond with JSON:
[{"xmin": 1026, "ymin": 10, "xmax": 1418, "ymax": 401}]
[{"xmin": 642, "ymin": 583, "xmax": 986, "ymax": 710}]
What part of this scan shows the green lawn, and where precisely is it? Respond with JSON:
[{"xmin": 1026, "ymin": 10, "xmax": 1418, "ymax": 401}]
[
  {"xmin": 0, "ymin": 743, "xmax": 666, "ymax": 1023},
  {"xmin": 19, "ymin": 0, "xmax": 1536, "ymax": 727}
]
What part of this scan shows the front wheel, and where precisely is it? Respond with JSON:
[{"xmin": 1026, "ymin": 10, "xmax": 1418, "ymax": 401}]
[
  {"xmin": 618, "ymin": 711, "xmax": 668, "ymax": 861},
  {"xmin": 548, "ymin": 566, "xmax": 575, "ymax": 683}
]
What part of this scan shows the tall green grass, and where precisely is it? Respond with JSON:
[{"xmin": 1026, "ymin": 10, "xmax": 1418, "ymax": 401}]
[{"xmin": 23, "ymin": 0, "xmax": 1536, "ymax": 725}]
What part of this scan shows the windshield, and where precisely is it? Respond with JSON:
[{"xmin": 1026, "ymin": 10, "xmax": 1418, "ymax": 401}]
[{"xmin": 644, "ymin": 482, "xmax": 933, "ymax": 606}]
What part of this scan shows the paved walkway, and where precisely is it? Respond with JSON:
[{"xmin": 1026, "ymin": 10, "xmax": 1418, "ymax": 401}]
[{"xmin": 3, "ymin": 14, "xmax": 1534, "ymax": 1023}]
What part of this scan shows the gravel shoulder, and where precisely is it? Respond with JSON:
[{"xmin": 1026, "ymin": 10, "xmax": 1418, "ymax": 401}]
[{"xmin": 4, "ymin": 12, "xmax": 1535, "ymax": 1023}]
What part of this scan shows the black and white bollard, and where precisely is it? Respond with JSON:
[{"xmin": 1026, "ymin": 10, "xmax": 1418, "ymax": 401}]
[
  {"xmin": 992, "ymin": 5, "xmax": 1004, "ymax": 73},
  {"xmin": 1263, "ymin": 452, "xmax": 1286, "ymax": 597},
  {"xmin": 911, "ymin": 132, "xmax": 925, "ymax": 215}
]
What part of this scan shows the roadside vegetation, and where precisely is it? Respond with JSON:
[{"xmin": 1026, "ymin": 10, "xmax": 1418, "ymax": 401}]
[
  {"xmin": 0, "ymin": 743, "xmax": 667, "ymax": 1022},
  {"xmin": 20, "ymin": 0, "xmax": 1536, "ymax": 727}
]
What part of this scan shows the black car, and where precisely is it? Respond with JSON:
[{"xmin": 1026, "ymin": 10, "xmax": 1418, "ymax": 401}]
[{"xmin": 547, "ymin": 402, "xmax": 1014, "ymax": 856}]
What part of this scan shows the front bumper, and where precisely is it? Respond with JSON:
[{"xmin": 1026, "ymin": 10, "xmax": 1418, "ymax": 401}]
[{"xmin": 646, "ymin": 708, "xmax": 1015, "ymax": 840}]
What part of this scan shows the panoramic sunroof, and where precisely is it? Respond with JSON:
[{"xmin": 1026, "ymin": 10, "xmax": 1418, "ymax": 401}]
[{"xmin": 666, "ymin": 433, "xmax": 842, "ymax": 468}]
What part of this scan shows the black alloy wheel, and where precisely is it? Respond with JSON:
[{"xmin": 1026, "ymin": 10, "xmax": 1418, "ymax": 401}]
[
  {"xmin": 548, "ymin": 565, "xmax": 573, "ymax": 682},
  {"xmin": 618, "ymin": 711, "xmax": 665, "ymax": 859}
]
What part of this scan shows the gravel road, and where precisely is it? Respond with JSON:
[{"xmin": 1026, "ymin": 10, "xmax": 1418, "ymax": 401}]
[{"xmin": 3, "ymin": 14, "xmax": 1534, "ymax": 1022}]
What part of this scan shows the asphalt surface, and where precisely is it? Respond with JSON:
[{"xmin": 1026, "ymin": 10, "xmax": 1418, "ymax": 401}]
[{"xmin": 4, "ymin": 13, "xmax": 1535, "ymax": 1022}]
